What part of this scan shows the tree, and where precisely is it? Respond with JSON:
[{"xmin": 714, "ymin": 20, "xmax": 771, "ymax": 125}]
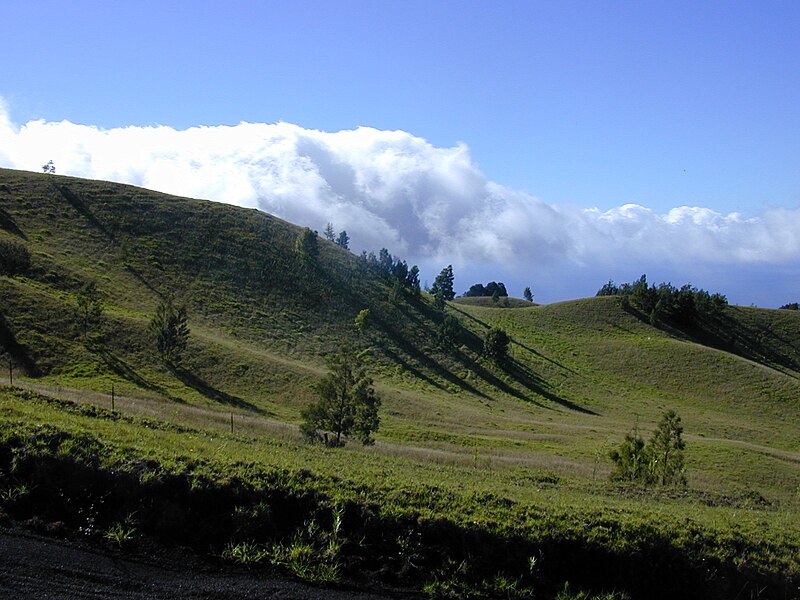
[
  {"xmin": 609, "ymin": 429, "xmax": 651, "ymax": 483},
  {"xmin": 649, "ymin": 410, "xmax": 686, "ymax": 486},
  {"xmin": 483, "ymin": 327, "xmax": 510, "ymax": 363},
  {"xmin": 335, "ymin": 230, "xmax": 350, "ymax": 250},
  {"xmin": 75, "ymin": 281, "xmax": 104, "ymax": 338},
  {"xmin": 300, "ymin": 348, "xmax": 381, "ymax": 447},
  {"xmin": 41, "ymin": 160, "xmax": 56, "ymax": 174},
  {"xmin": 609, "ymin": 410, "xmax": 687, "ymax": 486},
  {"xmin": 295, "ymin": 227, "xmax": 319, "ymax": 264},
  {"xmin": 323, "ymin": 222, "xmax": 336, "ymax": 242},
  {"xmin": 523, "ymin": 287, "xmax": 533, "ymax": 303},
  {"xmin": 150, "ymin": 297, "xmax": 190, "ymax": 365},
  {"xmin": 407, "ymin": 265, "xmax": 421, "ymax": 299},
  {"xmin": 430, "ymin": 265, "xmax": 455, "ymax": 309},
  {"xmin": 437, "ymin": 313, "xmax": 461, "ymax": 347}
]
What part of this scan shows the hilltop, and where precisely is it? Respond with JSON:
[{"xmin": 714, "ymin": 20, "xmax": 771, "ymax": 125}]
[{"xmin": 1, "ymin": 168, "xmax": 799, "ymax": 599}]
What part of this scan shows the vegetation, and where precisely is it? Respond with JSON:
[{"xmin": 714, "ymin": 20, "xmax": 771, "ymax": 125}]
[
  {"xmin": 295, "ymin": 226, "xmax": 319, "ymax": 263},
  {"xmin": 523, "ymin": 286, "xmax": 533, "ymax": 303},
  {"xmin": 300, "ymin": 347, "xmax": 381, "ymax": 446},
  {"xmin": 0, "ymin": 236, "xmax": 31, "ymax": 275},
  {"xmin": 0, "ymin": 168, "xmax": 798, "ymax": 598},
  {"xmin": 483, "ymin": 327, "xmax": 510, "ymax": 363},
  {"xmin": 464, "ymin": 281, "xmax": 508, "ymax": 298},
  {"xmin": 149, "ymin": 297, "xmax": 189, "ymax": 365},
  {"xmin": 597, "ymin": 275, "xmax": 727, "ymax": 326},
  {"xmin": 610, "ymin": 410, "xmax": 686, "ymax": 486},
  {"xmin": 430, "ymin": 264, "xmax": 455, "ymax": 309}
]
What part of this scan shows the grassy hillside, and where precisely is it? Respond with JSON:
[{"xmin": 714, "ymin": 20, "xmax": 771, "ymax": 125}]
[{"xmin": 1, "ymin": 168, "xmax": 799, "ymax": 598}]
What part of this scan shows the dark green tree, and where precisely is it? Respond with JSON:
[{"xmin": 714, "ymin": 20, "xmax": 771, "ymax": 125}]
[
  {"xmin": 430, "ymin": 265, "xmax": 455, "ymax": 309},
  {"xmin": 483, "ymin": 327, "xmax": 510, "ymax": 363},
  {"xmin": 407, "ymin": 265, "xmax": 421, "ymax": 299},
  {"xmin": 0, "ymin": 238, "xmax": 31, "ymax": 276},
  {"xmin": 300, "ymin": 348, "xmax": 381, "ymax": 447},
  {"xmin": 295, "ymin": 227, "xmax": 319, "ymax": 264},
  {"xmin": 609, "ymin": 429, "xmax": 652, "ymax": 483},
  {"xmin": 610, "ymin": 410, "xmax": 687, "ymax": 486},
  {"xmin": 523, "ymin": 286, "xmax": 533, "ymax": 303},
  {"xmin": 437, "ymin": 313, "xmax": 461, "ymax": 347},
  {"xmin": 150, "ymin": 297, "xmax": 190, "ymax": 365},
  {"xmin": 335, "ymin": 230, "xmax": 350, "ymax": 249},
  {"xmin": 649, "ymin": 410, "xmax": 687, "ymax": 486}
]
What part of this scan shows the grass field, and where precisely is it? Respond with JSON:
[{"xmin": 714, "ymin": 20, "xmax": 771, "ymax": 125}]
[{"xmin": 1, "ymin": 168, "xmax": 799, "ymax": 598}]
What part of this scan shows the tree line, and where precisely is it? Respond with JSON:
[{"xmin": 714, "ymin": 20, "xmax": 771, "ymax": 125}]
[{"xmin": 597, "ymin": 274, "xmax": 727, "ymax": 326}]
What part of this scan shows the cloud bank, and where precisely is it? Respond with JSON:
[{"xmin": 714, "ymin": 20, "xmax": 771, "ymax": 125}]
[{"xmin": 1, "ymin": 101, "xmax": 797, "ymax": 305}]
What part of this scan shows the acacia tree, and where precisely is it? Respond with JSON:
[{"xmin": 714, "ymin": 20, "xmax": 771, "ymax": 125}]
[
  {"xmin": 301, "ymin": 348, "xmax": 381, "ymax": 447},
  {"xmin": 150, "ymin": 297, "xmax": 189, "ymax": 365}
]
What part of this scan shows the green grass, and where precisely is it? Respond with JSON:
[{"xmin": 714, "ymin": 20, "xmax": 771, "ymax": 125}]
[{"xmin": 1, "ymin": 168, "xmax": 799, "ymax": 597}]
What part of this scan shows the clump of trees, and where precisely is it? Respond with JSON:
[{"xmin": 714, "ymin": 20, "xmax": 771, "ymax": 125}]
[
  {"xmin": 0, "ymin": 237, "xmax": 31, "ymax": 276},
  {"xmin": 463, "ymin": 281, "xmax": 508, "ymax": 298},
  {"xmin": 610, "ymin": 410, "xmax": 686, "ymax": 486},
  {"xmin": 360, "ymin": 247, "xmax": 421, "ymax": 301},
  {"xmin": 150, "ymin": 297, "xmax": 190, "ymax": 365},
  {"xmin": 780, "ymin": 302, "xmax": 799, "ymax": 311},
  {"xmin": 301, "ymin": 348, "xmax": 381, "ymax": 447},
  {"xmin": 323, "ymin": 223, "xmax": 350, "ymax": 250},
  {"xmin": 598, "ymin": 274, "xmax": 727, "ymax": 326}
]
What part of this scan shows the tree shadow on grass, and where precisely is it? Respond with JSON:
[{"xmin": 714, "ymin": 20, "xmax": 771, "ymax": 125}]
[
  {"xmin": 169, "ymin": 365, "xmax": 261, "ymax": 413},
  {"xmin": 0, "ymin": 207, "xmax": 26, "ymax": 239},
  {"xmin": 501, "ymin": 358, "xmax": 598, "ymax": 415},
  {"xmin": 0, "ymin": 313, "xmax": 41, "ymax": 377},
  {"xmin": 95, "ymin": 349, "xmax": 185, "ymax": 404}
]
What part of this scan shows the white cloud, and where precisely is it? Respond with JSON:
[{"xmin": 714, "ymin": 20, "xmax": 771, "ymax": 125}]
[{"xmin": 1, "ymin": 102, "xmax": 798, "ymax": 305}]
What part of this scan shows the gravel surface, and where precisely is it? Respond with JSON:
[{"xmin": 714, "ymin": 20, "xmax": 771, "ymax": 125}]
[{"xmin": 0, "ymin": 524, "xmax": 414, "ymax": 599}]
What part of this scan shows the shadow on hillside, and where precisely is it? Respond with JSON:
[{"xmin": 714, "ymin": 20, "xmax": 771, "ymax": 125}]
[
  {"xmin": 0, "ymin": 208, "xmax": 26, "ymax": 239},
  {"xmin": 0, "ymin": 314, "xmax": 41, "ymax": 377},
  {"xmin": 695, "ymin": 313, "xmax": 800, "ymax": 376},
  {"xmin": 96, "ymin": 350, "xmax": 185, "ymax": 404},
  {"xmin": 169, "ymin": 366, "xmax": 260, "ymax": 413},
  {"xmin": 623, "ymin": 302, "xmax": 800, "ymax": 377},
  {"xmin": 502, "ymin": 358, "xmax": 597, "ymax": 415},
  {"xmin": 511, "ymin": 339, "xmax": 577, "ymax": 374}
]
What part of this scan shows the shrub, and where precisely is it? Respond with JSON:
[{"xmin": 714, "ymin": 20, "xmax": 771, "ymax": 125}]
[{"xmin": 0, "ymin": 237, "xmax": 31, "ymax": 276}]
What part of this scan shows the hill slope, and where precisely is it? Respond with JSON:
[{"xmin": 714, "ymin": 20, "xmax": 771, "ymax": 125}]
[{"xmin": 1, "ymin": 168, "xmax": 799, "ymax": 597}]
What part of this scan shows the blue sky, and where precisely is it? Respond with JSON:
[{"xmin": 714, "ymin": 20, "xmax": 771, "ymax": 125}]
[{"xmin": 1, "ymin": 1, "xmax": 799, "ymax": 306}]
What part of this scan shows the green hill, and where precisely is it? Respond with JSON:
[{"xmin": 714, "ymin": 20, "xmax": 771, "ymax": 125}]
[{"xmin": 1, "ymin": 168, "xmax": 799, "ymax": 598}]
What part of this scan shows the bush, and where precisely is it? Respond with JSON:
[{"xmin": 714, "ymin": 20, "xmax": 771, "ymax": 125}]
[{"xmin": 0, "ymin": 237, "xmax": 31, "ymax": 276}]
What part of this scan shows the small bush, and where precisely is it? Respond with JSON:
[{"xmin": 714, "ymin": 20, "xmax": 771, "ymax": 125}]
[{"xmin": 0, "ymin": 237, "xmax": 31, "ymax": 275}]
